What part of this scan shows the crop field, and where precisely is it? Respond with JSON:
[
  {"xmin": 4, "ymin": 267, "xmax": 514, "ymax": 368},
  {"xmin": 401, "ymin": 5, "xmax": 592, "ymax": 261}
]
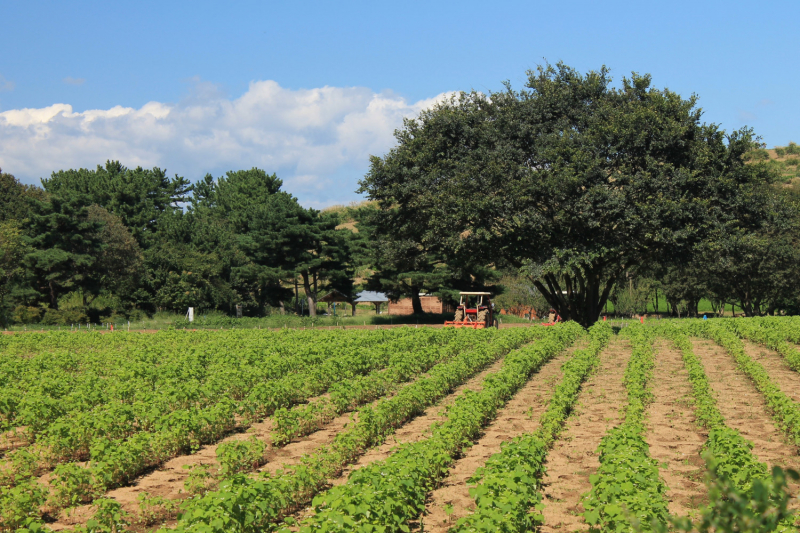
[{"xmin": 2, "ymin": 318, "xmax": 800, "ymax": 532}]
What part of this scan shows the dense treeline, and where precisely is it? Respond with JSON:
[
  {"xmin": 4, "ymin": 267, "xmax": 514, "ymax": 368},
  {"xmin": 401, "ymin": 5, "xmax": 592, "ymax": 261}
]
[
  {"xmin": 0, "ymin": 164, "xmax": 364, "ymax": 325},
  {"xmin": 2, "ymin": 63, "xmax": 800, "ymax": 326}
]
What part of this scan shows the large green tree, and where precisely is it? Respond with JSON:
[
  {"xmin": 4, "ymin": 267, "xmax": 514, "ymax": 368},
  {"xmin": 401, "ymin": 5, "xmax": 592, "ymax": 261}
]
[
  {"xmin": 22, "ymin": 192, "xmax": 105, "ymax": 309},
  {"xmin": 361, "ymin": 63, "xmax": 780, "ymax": 326},
  {"xmin": 42, "ymin": 160, "xmax": 191, "ymax": 246},
  {"xmin": 0, "ymin": 169, "xmax": 45, "ymax": 223}
]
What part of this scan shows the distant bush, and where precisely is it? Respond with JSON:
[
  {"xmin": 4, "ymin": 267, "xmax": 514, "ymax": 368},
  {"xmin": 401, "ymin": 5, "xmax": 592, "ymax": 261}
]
[
  {"xmin": 774, "ymin": 142, "xmax": 800, "ymax": 157},
  {"xmin": 745, "ymin": 148, "xmax": 769, "ymax": 161},
  {"xmin": 11, "ymin": 306, "xmax": 42, "ymax": 324},
  {"xmin": 40, "ymin": 308, "xmax": 89, "ymax": 326},
  {"xmin": 785, "ymin": 157, "xmax": 800, "ymax": 167}
]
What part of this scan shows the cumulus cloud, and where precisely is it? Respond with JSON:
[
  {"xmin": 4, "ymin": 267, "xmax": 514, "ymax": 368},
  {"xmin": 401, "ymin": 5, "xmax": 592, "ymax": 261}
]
[
  {"xmin": 0, "ymin": 75, "xmax": 14, "ymax": 92},
  {"xmin": 0, "ymin": 80, "xmax": 452, "ymax": 206},
  {"xmin": 62, "ymin": 77, "xmax": 86, "ymax": 86}
]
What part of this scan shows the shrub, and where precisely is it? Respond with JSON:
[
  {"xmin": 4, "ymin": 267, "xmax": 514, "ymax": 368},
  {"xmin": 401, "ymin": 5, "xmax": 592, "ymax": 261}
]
[
  {"xmin": 11, "ymin": 306, "xmax": 42, "ymax": 324},
  {"xmin": 745, "ymin": 148, "xmax": 770, "ymax": 161},
  {"xmin": 40, "ymin": 308, "xmax": 89, "ymax": 326},
  {"xmin": 216, "ymin": 436, "xmax": 266, "ymax": 476}
]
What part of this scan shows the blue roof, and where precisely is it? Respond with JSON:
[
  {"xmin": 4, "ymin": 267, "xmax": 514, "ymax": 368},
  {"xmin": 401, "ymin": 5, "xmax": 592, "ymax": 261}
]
[{"xmin": 354, "ymin": 291, "xmax": 388, "ymax": 303}]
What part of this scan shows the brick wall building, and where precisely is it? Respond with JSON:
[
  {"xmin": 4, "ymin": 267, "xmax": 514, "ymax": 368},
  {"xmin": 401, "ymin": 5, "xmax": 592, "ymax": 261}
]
[{"xmin": 387, "ymin": 296, "xmax": 455, "ymax": 315}]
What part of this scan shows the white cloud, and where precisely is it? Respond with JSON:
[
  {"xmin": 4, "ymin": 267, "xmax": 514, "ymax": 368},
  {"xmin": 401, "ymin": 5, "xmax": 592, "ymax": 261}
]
[
  {"xmin": 0, "ymin": 75, "xmax": 14, "ymax": 92},
  {"xmin": 63, "ymin": 77, "xmax": 86, "ymax": 86},
  {"xmin": 0, "ymin": 80, "xmax": 452, "ymax": 206}
]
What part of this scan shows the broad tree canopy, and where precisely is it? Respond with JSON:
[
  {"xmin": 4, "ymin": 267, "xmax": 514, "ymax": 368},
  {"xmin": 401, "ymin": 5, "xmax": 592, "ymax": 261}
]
[{"xmin": 360, "ymin": 63, "xmax": 778, "ymax": 326}]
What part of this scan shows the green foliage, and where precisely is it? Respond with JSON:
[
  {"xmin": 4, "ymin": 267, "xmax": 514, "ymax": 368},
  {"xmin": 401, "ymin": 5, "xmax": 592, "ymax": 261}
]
[
  {"xmin": 0, "ymin": 327, "xmax": 458, "ymax": 521},
  {"xmin": 183, "ymin": 464, "xmax": 216, "ymax": 496},
  {"xmin": 493, "ymin": 273, "xmax": 551, "ymax": 318},
  {"xmin": 453, "ymin": 322, "xmax": 612, "ymax": 533},
  {"xmin": 0, "ymin": 478, "xmax": 46, "ymax": 532},
  {"xmin": 668, "ymin": 465, "xmax": 797, "ymax": 533},
  {"xmin": 216, "ymin": 437, "xmax": 267, "ymax": 476},
  {"xmin": 42, "ymin": 160, "xmax": 191, "ymax": 246},
  {"xmin": 78, "ymin": 498, "xmax": 130, "ymax": 533},
  {"xmin": 22, "ymin": 190, "xmax": 106, "ymax": 309},
  {"xmin": 690, "ymin": 320, "xmax": 800, "ymax": 446},
  {"xmin": 171, "ymin": 326, "xmax": 548, "ymax": 533},
  {"xmin": 360, "ymin": 62, "xmax": 782, "ymax": 327},
  {"xmin": 583, "ymin": 325, "xmax": 669, "ymax": 532},
  {"xmin": 656, "ymin": 320, "xmax": 796, "ymax": 531},
  {"xmin": 289, "ymin": 323, "xmax": 582, "ymax": 533},
  {"xmin": 137, "ymin": 491, "xmax": 178, "ymax": 526}
]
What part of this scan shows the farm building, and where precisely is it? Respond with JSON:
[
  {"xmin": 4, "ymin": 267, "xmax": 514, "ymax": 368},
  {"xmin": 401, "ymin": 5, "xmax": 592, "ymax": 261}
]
[{"xmin": 387, "ymin": 295, "xmax": 455, "ymax": 315}]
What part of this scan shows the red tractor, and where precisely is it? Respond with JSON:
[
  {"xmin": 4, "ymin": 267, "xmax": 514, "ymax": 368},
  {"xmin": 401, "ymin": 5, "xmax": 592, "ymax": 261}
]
[{"xmin": 444, "ymin": 292, "xmax": 499, "ymax": 329}]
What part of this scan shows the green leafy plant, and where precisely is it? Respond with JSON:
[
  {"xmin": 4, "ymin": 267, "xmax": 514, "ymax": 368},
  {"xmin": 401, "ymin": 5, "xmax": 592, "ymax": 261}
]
[
  {"xmin": 137, "ymin": 491, "xmax": 178, "ymax": 526},
  {"xmin": 216, "ymin": 437, "xmax": 267, "ymax": 476}
]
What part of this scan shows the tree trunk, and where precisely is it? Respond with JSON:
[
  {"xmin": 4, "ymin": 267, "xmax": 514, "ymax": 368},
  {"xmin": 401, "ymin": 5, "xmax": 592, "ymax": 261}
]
[
  {"xmin": 294, "ymin": 278, "xmax": 299, "ymax": 314},
  {"xmin": 301, "ymin": 272, "xmax": 317, "ymax": 317},
  {"xmin": 411, "ymin": 288, "xmax": 423, "ymax": 314},
  {"xmin": 531, "ymin": 261, "xmax": 621, "ymax": 328},
  {"xmin": 49, "ymin": 281, "xmax": 58, "ymax": 309}
]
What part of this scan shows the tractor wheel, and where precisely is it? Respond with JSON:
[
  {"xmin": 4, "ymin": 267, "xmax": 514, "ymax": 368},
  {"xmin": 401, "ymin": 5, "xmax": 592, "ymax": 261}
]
[
  {"xmin": 477, "ymin": 309, "xmax": 488, "ymax": 326},
  {"xmin": 453, "ymin": 309, "xmax": 464, "ymax": 322}
]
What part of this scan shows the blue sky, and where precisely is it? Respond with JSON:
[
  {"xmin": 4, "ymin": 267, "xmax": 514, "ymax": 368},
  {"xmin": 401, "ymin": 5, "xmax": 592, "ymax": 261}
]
[{"xmin": 1, "ymin": 0, "xmax": 797, "ymax": 207}]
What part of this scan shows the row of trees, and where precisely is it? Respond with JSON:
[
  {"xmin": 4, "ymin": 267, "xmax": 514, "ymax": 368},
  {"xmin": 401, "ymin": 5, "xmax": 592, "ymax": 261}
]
[
  {"xmin": 2, "ymin": 63, "xmax": 799, "ymax": 326},
  {"xmin": 0, "ymin": 164, "xmax": 360, "ymax": 324}
]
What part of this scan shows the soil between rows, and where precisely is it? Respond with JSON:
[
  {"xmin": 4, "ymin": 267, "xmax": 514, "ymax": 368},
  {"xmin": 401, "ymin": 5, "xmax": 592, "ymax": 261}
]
[
  {"xmin": 50, "ymin": 343, "xmax": 514, "ymax": 532},
  {"xmin": 282, "ymin": 353, "xmax": 512, "ymax": 530},
  {"xmin": 539, "ymin": 337, "xmax": 631, "ymax": 533},
  {"xmin": 421, "ymin": 340, "xmax": 584, "ymax": 533},
  {"xmin": 691, "ymin": 338, "xmax": 800, "ymax": 502},
  {"xmin": 644, "ymin": 340, "xmax": 707, "ymax": 518},
  {"xmin": 741, "ymin": 339, "xmax": 800, "ymax": 404}
]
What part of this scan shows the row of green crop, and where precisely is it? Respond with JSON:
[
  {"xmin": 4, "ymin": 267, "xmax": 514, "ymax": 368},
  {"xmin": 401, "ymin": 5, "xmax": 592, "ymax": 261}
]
[
  {"xmin": 0, "ymin": 329, "xmax": 448, "ymax": 488},
  {"xmin": 270, "ymin": 330, "xmax": 474, "ymax": 445},
  {"xmin": 686, "ymin": 320, "xmax": 800, "ymax": 446},
  {"xmin": 0, "ymin": 328, "xmax": 402, "ymax": 441},
  {"xmin": 167, "ymin": 325, "xmax": 553, "ymax": 533},
  {"xmin": 582, "ymin": 324, "xmax": 670, "ymax": 532},
  {"xmin": 657, "ymin": 322, "xmax": 795, "ymax": 532},
  {"xmin": 286, "ymin": 322, "xmax": 583, "ymax": 533},
  {"xmin": 660, "ymin": 324, "xmax": 770, "ymax": 491},
  {"xmin": 0, "ymin": 328, "xmax": 469, "ymax": 530},
  {"xmin": 451, "ymin": 322, "xmax": 612, "ymax": 532},
  {"xmin": 721, "ymin": 317, "xmax": 800, "ymax": 372}
]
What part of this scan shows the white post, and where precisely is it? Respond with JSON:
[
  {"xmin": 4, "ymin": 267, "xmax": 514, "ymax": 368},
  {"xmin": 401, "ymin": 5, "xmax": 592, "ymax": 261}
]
[{"xmin": 187, "ymin": 307, "xmax": 195, "ymax": 322}]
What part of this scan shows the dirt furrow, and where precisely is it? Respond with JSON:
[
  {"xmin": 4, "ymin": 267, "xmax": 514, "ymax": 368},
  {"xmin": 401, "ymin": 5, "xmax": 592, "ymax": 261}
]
[
  {"xmin": 281, "ymin": 355, "xmax": 513, "ymax": 529},
  {"xmin": 422, "ymin": 342, "xmax": 582, "ymax": 533},
  {"xmin": 742, "ymin": 340, "xmax": 800, "ymax": 404},
  {"xmin": 47, "ymin": 417, "xmax": 273, "ymax": 530},
  {"xmin": 326, "ymin": 356, "xmax": 510, "ymax": 487},
  {"xmin": 539, "ymin": 337, "xmax": 631, "ymax": 533},
  {"xmin": 0, "ymin": 427, "xmax": 28, "ymax": 456},
  {"xmin": 645, "ymin": 340, "xmax": 707, "ymax": 519},
  {"xmin": 691, "ymin": 339, "xmax": 800, "ymax": 474}
]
